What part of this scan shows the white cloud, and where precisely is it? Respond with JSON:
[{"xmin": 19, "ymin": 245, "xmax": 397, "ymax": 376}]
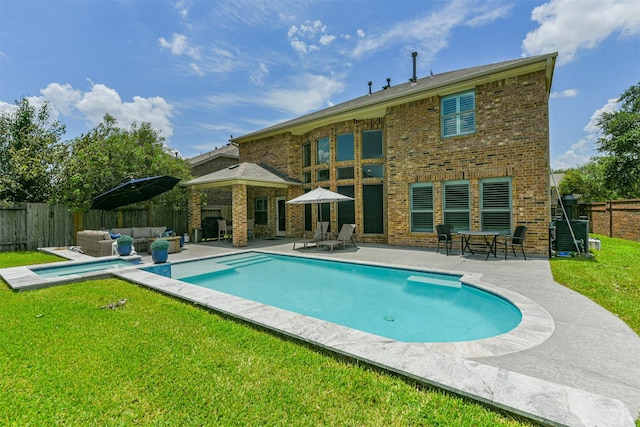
[
  {"xmin": 173, "ymin": 0, "xmax": 190, "ymax": 19},
  {"xmin": 288, "ymin": 20, "xmax": 335, "ymax": 55},
  {"xmin": 466, "ymin": 4, "xmax": 512, "ymax": 27},
  {"xmin": 356, "ymin": 29, "xmax": 365, "ymax": 38},
  {"xmin": 40, "ymin": 83, "xmax": 82, "ymax": 115},
  {"xmin": 75, "ymin": 83, "xmax": 174, "ymax": 137},
  {"xmin": 159, "ymin": 33, "xmax": 201, "ymax": 60},
  {"xmin": 250, "ymin": 62, "xmax": 269, "ymax": 86},
  {"xmin": 3, "ymin": 83, "xmax": 173, "ymax": 138},
  {"xmin": 350, "ymin": 0, "xmax": 507, "ymax": 62},
  {"xmin": 203, "ymin": 73, "xmax": 346, "ymax": 116},
  {"xmin": 522, "ymin": 0, "xmax": 640, "ymax": 64},
  {"xmin": 583, "ymin": 97, "xmax": 618, "ymax": 133},
  {"xmin": 260, "ymin": 74, "xmax": 346, "ymax": 115},
  {"xmin": 552, "ymin": 97, "xmax": 620, "ymax": 168},
  {"xmin": 319, "ymin": 34, "xmax": 336, "ymax": 46},
  {"xmin": 550, "ymin": 89, "xmax": 579, "ymax": 98}
]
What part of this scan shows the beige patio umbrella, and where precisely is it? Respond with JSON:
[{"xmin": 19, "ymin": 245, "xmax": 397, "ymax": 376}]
[{"xmin": 286, "ymin": 187, "xmax": 354, "ymax": 235}]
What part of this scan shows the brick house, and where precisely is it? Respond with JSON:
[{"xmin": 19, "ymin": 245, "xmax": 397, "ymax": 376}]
[{"xmin": 185, "ymin": 52, "xmax": 557, "ymax": 254}]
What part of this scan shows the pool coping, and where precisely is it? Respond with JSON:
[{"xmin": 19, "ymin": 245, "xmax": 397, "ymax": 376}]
[
  {"xmin": 1, "ymin": 247, "xmax": 635, "ymax": 426},
  {"xmin": 113, "ymin": 250, "xmax": 631, "ymax": 426}
]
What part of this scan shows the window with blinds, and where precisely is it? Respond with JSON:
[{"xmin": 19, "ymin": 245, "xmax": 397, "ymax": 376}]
[
  {"xmin": 410, "ymin": 183, "xmax": 434, "ymax": 232},
  {"xmin": 443, "ymin": 181, "xmax": 470, "ymax": 231},
  {"xmin": 441, "ymin": 91, "xmax": 475, "ymax": 137},
  {"xmin": 481, "ymin": 178, "xmax": 512, "ymax": 233}
]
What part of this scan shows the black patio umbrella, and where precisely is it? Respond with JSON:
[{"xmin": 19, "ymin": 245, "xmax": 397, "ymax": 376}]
[{"xmin": 91, "ymin": 175, "xmax": 180, "ymax": 210}]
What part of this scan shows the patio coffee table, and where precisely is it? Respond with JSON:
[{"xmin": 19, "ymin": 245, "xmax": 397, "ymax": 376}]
[{"xmin": 458, "ymin": 231, "xmax": 501, "ymax": 260}]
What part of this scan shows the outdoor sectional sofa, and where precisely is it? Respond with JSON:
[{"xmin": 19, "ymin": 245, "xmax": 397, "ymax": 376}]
[{"xmin": 76, "ymin": 226, "xmax": 167, "ymax": 257}]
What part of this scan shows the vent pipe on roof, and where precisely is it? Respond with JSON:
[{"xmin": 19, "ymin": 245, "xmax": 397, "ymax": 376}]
[
  {"xmin": 382, "ymin": 78, "xmax": 391, "ymax": 90},
  {"xmin": 409, "ymin": 51, "xmax": 418, "ymax": 83},
  {"xmin": 368, "ymin": 81, "xmax": 372, "ymax": 95}
]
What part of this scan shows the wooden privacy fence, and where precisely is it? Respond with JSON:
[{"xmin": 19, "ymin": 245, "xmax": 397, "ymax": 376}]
[
  {"xmin": 581, "ymin": 199, "xmax": 640, "ymax": 242},
  {"xmin": 0, "ymin": 203, "xmax": 189, "ymax": 252}
]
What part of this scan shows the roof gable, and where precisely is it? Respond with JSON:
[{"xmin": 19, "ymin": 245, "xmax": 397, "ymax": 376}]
[
  {"xmin": 233, "ymin": 53, "xmax": 557, "ymax": 143},
  {"xmin": 181, "ymin": 162, "xmax": 300, "ymax": 189}
]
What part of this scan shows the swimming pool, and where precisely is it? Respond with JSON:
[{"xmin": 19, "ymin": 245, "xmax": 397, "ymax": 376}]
[
  {"xmin": 144, "ymin": 252, "xmax": 522, "ymax": 342},
  {"xmin": 32, "ymin": 259, "xmax": 139, "ymax": 278}
]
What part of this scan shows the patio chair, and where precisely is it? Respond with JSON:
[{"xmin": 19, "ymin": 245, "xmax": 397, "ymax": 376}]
[
  {"xmin": 503, "ymin": 225, "xmax": 527, "ymax": 260},
  {"xmin": 317, "ymin": 224, "xmax": 357, "ymax": 252},
  {"xmin": 293, "ymin": 221, "xmax": 329, "ymax": 249},
  {"xmin": 217, "ymin": 219, "xmax": 230, "ymax": 242},
  {"xmin": 436, "ymin": 224, "xmax": 455, "ymax": 255}
]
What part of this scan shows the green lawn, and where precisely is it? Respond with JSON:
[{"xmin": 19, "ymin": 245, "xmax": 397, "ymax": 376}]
[
  {"xmin": 0, "ymin": 252, "xmax": 528, "ymax": 426},
  {"xmin": 550, "ymin": 234, "xmax": 640, "ymax": 335},
  {"xmin": 3, "ymin": 237, "xmax": 639, "ymax": 426}
]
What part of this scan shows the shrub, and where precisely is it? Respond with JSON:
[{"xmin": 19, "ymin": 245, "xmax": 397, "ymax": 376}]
[
  {"xmin": 150, "ymin": 238, "xmax": 170, "ymax": 251},
  {"xmin": 116, "ymin": 235, "xmax": 133, "ymax": 246}
]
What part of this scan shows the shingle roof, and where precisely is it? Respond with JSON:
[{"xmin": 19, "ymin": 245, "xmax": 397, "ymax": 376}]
[
  {"xmin": 189, "ymin": 144, "xmax": 239, "ymax": 166},
  {"xmin": 233, "ymin": 52, "xmax": 557, "ymax": 143},
  {"xmin": 181, "ymin": 162, "xmax": 300, "ymax": 189}
]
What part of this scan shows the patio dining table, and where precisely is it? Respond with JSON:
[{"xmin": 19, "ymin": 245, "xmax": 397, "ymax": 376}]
[{"xmin": 458, "ymin": 230, "xmax": 501, "ymax": 260}]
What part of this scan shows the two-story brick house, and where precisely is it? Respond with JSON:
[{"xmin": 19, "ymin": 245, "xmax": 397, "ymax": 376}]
[{"xmin": 185, "ymin": 52, "xmax": 557, "ymax": 254}]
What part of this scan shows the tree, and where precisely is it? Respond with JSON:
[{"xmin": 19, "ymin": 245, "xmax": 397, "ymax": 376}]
[
  {"xmin": 557, "ymin": 159, "xmax": 617, "ymax": 202},
  {"xmin": 0, "ymin": 98, "xmax": 66, "ymax": 203},
  {"xmin": 53, "ymin": 115, "xmax": 192, "ymax": 211},
  {"xmin": 596, "ymin": 82, "xmax": 640, "ymax": 198}
]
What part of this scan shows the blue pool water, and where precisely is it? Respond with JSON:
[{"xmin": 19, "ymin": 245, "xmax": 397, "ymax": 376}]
[
  {"xmin": 144, "ymin": 252, "xmax": 522, "ymax": 342},
  {"xmin": 33, "ymin": 259, "xmax": 138, "ymax": 279}
]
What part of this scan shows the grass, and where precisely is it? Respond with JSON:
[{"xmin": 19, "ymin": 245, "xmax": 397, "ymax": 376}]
[
  {"xmin": 550, "ymin": 234, "xmax": 640, "ymax": 335},
  {"xmin": 0, "ymin": 252, "xmax": 529, "ymax": 426}
]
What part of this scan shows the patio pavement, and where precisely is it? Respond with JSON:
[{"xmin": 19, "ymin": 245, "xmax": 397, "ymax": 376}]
[{"xmin": 127, "ymin": 237, "xmax": 640, "ymax": 424}]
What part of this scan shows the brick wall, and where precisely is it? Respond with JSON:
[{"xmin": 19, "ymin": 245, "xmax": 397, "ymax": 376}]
[
  {"xmin": 236, "ymin": 70, "xmax": 551, "ymax": 254},
  {"xmin": 386, "ymin": 71, "xmax": 550, "ymax": 254}
]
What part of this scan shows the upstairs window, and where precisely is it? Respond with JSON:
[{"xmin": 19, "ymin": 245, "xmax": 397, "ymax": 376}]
[
  {"xmin": 481, "ymin": 178, "xmax": 512, "ymax": 233},
  {"xmin": 302, "ymin": 142, "xmax": 311, "ymax": 168},
  {"xmin": 441, "ymin": 91, "xmax": 475, "ymax": 137},
  {"xmin": 410, "ymin": 183, "xmax": 434, "ymax": 232},
  {"xmin": 337, "ymin": 133, "xmax": 354, "ymax": 161},
  {"xmin": 316, "ymin": 137, "xmax": 329, "ymax": 164},
  {"xmin": 443, "ymin": 180, "xmax": 470, "ymax": 231},
  {"xmin": 362, "ymin": 130, "xmax": 383, "ymax": 159}
]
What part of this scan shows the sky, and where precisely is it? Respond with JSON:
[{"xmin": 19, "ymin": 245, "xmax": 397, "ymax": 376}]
[{"xmin": 1, "ymin": 0, "xmax": 639, "ymax": 170}]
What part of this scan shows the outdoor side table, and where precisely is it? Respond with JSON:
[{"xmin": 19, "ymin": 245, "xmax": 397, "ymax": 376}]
[{"xmin": 458, "ymin": 231, "xmax": 501, "ymax": 260}]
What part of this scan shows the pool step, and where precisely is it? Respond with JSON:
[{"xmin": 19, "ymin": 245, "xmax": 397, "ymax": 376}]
[
  {"xmin": 218, "ymin": 255, "xmax": 273, "ymax": 268},
  {"xmin": 406, "ymin": 275, "xmax": 461, "ymax": 288},
  {"xmin": 172, "ymin": 262, "xmax": 235, "ymax": 280}
]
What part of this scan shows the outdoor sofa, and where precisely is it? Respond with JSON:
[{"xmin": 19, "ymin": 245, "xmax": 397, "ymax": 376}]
[{"xmin": 77, "ymin": 226, "xmax": 168, "ymax": 257}]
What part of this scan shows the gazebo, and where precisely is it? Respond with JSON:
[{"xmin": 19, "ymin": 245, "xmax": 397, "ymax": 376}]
[{"xmin": 181, "ymin": 162, "xmax": 301, "ymax": 247}]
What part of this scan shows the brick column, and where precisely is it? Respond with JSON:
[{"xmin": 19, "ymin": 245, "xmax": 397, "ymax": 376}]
[
  {"xmin": 188, "ymin": 188, "xmax": 201, "ymax": 238},
  {"xmin": 232, "ymin": 183, "xmax": 248, "ymax": 247}
]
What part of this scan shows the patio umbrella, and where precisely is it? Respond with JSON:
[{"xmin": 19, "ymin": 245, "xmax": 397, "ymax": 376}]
[
  {"xmin": 91, "ymin": 175, "xmax": 180, "ymax": 210},
  {"xmin": 286, "ymin": 187, "xmax": 354, "ymax": 234}
]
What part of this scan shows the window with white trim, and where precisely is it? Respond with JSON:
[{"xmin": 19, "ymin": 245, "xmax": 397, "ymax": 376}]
[
  {"xmin": 441, "ymin": 91, "xmax": 475, "ymax": 137},
  {"xmin": 443, "ymin": 180, "xmax": 470, "ymax": 231},
  {"xmin": 410, "ymin": 183, "xmax": 434, "ymax": 232},
  {"xmin": 480, "ymin": 178, "xmax": 512, "ymax": 233}
]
